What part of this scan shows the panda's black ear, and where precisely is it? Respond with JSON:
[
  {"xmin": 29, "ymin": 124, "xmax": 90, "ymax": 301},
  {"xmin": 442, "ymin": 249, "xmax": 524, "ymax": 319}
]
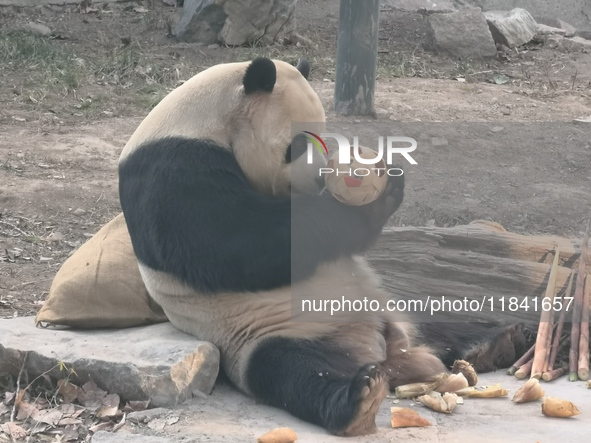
[
  {"xmin": 296, "ymin": 58, "xmax": 310, "ymax": 80},
  {"xmin": 243, "ymin": 58, "xmax": 276, "ymax": 95}
]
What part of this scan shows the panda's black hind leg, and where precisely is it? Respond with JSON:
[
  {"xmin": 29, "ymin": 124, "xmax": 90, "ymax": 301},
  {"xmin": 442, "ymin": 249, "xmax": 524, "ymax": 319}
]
[
  {"xmin": 419, "ymin": 322, "xmax": 529, "ymax": 372},
  {"xmin": 246, "ymin": 337, "xmax": 388, "ymax": 436}
]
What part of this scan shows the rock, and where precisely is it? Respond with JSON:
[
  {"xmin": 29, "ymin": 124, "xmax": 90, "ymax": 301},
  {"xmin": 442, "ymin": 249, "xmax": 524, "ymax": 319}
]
[
  {"xmin": 173, "ymin": 0, "xmax": 227, "ymax": 45},
  {"xmin": 535, "ymin": 17, "xmax": 576, "ymax": 37},
  {"xmin": 484, "ymin": 8, "xmax": 538, "ymax": 48},
  {"xmin": 72, "ymin": 208, "xmax": 86, "ymax": 216},
  {"xmin": 425, "ymin": 8, "xmax": 497, "ymax": 58},
  {"xmin": 174, "ymin": 0, "xmax": 297, "ymax": 46},
  {"xmin": 127, "ymin": 407, "xmax": 172, "ymax": 424},
  {"xmin": 92, "ymin": 431, "xmax": 173, "ymax": 443},
  {"xmin": 383, "ymin": 0, "xmax": 456, "ymax": 13},
  {"xmin": 24, "ymin": 21, "xmax": 51, "ymax": 37},
  {"xmin": 546, "ymin": 35, "xmax": 591, "ymax": 52},
  {"xmin": 575, "ymin": 30, "xmax": 591, "ymax": 40},
  {"xmin": 0, "ymin": 317, "xmax": 220, "ymax": 407},
  {"xmin": 537, "ymin": 24, "xmax": 567, "ymax": 37},
  {"xmin": 490, "ymin": 126, "xmax": 504, "ymax": 133}
]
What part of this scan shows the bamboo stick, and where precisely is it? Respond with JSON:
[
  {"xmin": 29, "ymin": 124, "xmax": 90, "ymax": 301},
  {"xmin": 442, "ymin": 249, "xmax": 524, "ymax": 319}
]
[
  {"xmin": 577, "ymin": 274, "xmax": 590, "ymax": 380},
  {"xmin": 569, "ymin": 216, "xmax": 590, "ymax": 382},
  {"xmin": 546, "ymin": 271, "xmax": 575, "ymax": 372},
  {"xmin": 507, "ymin": 342, "xmax": 536, "ymax": 376},
  {"xmin": 531, "ymin": 246, "xmax": 561, "ymax": 379},
  {"xmin": 542, "ymin": 366, "xmax": 569, "ymax": 382},
  {"xmin": 515, "ymin": 358, "xmax": 534, "ymax": 380}
]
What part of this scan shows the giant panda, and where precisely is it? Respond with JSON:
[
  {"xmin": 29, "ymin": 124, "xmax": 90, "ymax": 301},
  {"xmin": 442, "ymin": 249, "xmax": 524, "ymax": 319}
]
[{"xmin": 118, "ymin": 57, "xmax": 527, "ymax": 436}]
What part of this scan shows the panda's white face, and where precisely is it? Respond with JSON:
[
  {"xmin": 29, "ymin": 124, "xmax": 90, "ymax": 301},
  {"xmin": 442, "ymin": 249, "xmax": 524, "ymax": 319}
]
[{"xmin": 230, "ymin": 60, "xmax": 327, "ymax": 197}]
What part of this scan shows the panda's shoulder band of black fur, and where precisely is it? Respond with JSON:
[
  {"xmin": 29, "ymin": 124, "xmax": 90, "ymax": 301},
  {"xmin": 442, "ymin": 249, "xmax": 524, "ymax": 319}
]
[{"xmin": 118, "ymin": 137, "xmax": 383, "ymax": 294}]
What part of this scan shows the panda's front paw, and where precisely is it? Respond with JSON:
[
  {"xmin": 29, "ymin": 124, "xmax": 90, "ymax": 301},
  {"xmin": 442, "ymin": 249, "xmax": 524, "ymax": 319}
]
[{"xmin": 361, "ymin": 167, "xmax": 404, "ymax": 232}]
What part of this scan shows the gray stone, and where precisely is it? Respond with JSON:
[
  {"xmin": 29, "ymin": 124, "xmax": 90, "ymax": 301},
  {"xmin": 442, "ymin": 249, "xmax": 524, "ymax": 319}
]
[
  {"xmin": 575, "ymin": 30, "xmax": 591, "ymax": 40},
  {"xmin": 382, "ymin": 0, "xmax": 456, "ymax": 13},
  {"xmin": 0, "ymin": 317, "xmax": 220, "ymax": 407},
  {"xmin": 535, "ymin": 17, "xmax": 576, "ymax": 37},
  {"xmin": 23, "ymin": 21, "xmax": 51, "ymax": 37},
  {"xmin": 552, "ymin": 36, "xmax": 591, "ymax": 52},
  {"xmin": 174, "ymin": 0, "xmax": 298, "ymax": 46},
  {"xmin": 173, "ymin": 0, "xmax": 227, "ymax": 45},
  {"xmin": 92, "ymin": 431, "xmax": 173, "ymax": 443},
  {"xmin": 425, "ymin": 8, "xmax": 497, "ymax": 58},
  {"xmin": 459, "ymin": 1, "xmax": 591, "ymax": 33},
  {"xmin": 537, "ymin": 24, "xmax": 567, "ymax": 37},
  {"xmin": 546, "ymin": 35, "xmax": 591, "ymax": 52},
  {"xmin": 484, "ymin": 8, "xmax": 538, "ymax": 48}
]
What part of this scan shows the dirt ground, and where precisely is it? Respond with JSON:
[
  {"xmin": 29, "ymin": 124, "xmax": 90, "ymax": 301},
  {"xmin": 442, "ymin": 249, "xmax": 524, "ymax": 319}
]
[{"xmin": 0, "ymin": 0, "xmax": 591, "ymax": 440}]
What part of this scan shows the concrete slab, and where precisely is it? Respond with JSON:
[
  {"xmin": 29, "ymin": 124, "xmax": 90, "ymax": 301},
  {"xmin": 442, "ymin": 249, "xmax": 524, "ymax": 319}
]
[
  {"xmin": 169, "ymin": 371, "xmax": 591, "ymax": 442},
  {"xmin": 0, "ymin": 317, "xmax": 219, "ymax": 408}
]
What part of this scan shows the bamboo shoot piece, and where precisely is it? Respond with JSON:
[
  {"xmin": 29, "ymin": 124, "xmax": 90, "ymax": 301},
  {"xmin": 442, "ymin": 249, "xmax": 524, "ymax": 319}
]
[
  {"xmin": 531, "ymin": 246, "xmax": 561, "ymax": 379},
  {"xmin": 541, "ymin": 398, "xmax": 581, "ymax": 418},
  {"xmin": 512, "ymin": 378, "xmax": 545, "ymax": 403},
  {"xmin": 391, "ymin": 407, "xmax": 432, "ymax": 428}
]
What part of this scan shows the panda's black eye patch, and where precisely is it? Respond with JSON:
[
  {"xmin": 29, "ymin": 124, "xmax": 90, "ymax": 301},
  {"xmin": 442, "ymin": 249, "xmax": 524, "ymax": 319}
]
[{"xmin": 285, "ymin": 133, "xmax": 308, "ymax": 163}]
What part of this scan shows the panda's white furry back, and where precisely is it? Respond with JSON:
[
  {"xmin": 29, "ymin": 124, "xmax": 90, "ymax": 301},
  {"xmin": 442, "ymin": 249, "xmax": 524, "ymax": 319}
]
[{"xmin": 118, "ymin": 57, "xmax": 527, "ymax": 436}]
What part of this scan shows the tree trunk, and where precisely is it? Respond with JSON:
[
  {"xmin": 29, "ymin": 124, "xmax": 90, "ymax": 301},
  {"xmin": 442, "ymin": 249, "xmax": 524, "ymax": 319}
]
[{"xmin": 334, "ymin": 0, "xmax": 380, "ymax": 116}]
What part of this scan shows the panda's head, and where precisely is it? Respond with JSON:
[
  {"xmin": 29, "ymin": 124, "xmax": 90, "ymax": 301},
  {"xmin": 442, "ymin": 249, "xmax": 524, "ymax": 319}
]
[{"xmin": 120, "ymin": 57, "xmax": 327, "ymax": 197}]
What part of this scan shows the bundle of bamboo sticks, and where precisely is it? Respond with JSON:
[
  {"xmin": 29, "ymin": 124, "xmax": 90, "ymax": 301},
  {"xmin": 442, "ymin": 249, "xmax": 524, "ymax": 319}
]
[{"xmin": 507, "ymin": 216, "xmax": 590, "ymax": 383}]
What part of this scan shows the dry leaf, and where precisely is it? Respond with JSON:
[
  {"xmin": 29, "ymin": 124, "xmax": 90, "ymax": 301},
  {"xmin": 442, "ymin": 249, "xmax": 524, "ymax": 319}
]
[
  {"xmin": 16, "ymin": 402, "xmax": 38, "ymax": 421},
  {"xmin": 541, "ymin": 398, "xmax": 581, "ymax": 418},
  {"xmin": 3, "ymin": 392, "xmax": 15, "ymax": 405},
  {"xmin": 32, "ymin": 408, "xmax": 64, "ymax": 426},
  {"xmin": 123, "ymin": 400, "xmax": 150, "ymax": 412},
  {"xmin": 257, "ymin": 427, "xmax": 298, "ymax": 443},
  {"xmin": 58, "ymin": 417, "xmax": 83, "ymax": 426},
  {"xmin": 77, "ymin": 381, "xmax": 107, "ymax": 411},
  {"xmin": 6, "ymin": 421, "xmax": 27, "ymax": 440},
  {"xmin": 97, "ymin": 405, "xmax": 120, "ymax": 419},
  {"xmin": 0, "ymin": 402, "xmax": 10, "ymax": 415},
  {"xmin": 512, "ymin": 378, "xmax": 545, "ymax": 404},
  {"xmin": 57, "ymin": 380, "xmax": 80, "ymax": 404},
  {"xmin": 390, "ymin": 407, "xmax": 432, "ymax": 428}
]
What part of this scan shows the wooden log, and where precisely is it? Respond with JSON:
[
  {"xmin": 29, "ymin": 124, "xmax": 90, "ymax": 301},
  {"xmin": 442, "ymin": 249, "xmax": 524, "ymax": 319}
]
[
  {"xmin": 370, "ymin": 222, "xmax": 589, "ymax": 325},
  {"xmin": 531, "ymin": 247, "xmax": 560, "ymax": 379}
]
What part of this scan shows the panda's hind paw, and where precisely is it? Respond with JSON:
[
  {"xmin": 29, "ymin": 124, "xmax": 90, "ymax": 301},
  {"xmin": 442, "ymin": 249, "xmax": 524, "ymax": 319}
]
[{"xmin": 337, "ymin": 364, "xmax": 388, "ymax": 437}]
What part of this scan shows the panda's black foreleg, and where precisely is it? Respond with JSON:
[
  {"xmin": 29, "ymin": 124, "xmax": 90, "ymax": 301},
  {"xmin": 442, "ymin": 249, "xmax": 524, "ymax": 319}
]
[{"xmin": 246, "ymin": 337, "xmax": 388, "ymax": 436}]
